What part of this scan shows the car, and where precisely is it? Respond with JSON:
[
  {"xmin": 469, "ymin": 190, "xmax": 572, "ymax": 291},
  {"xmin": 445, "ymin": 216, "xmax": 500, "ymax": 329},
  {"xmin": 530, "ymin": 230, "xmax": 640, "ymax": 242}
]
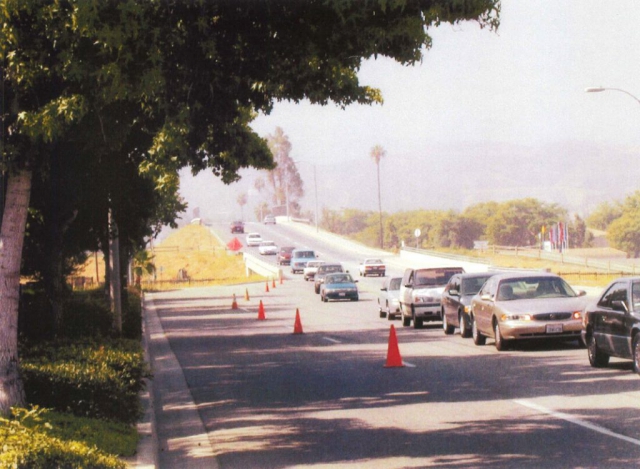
[
  {"xmin": 263, "ymin": 215, "xmax": 276, "ymax": 224},
  {"xmin": 583, "ymin": 277, "xmax": 640, "ymax": 374},
  {"xmin": 245, "ymin": 232, "xmax": 263, "ymax": 247},
  {"xmin": 359, "ymin": 258, "xmax": 386, "ymax": 277},
  {"xmin": 320, "ymin": 272, "xmax": 359, "ymax": 302},
  {"xmin": 230, "ymin": 220, "xmax": 245, "ymax": 233},
  {"xmin": 277, "ymin": 246, "xmax": 295, "ymax": 266},
  {"xmin": 470, "ymin": 272, "xmax": 588, "ymax": 351},
  {"xmin": 441, "ymin": 272, "xmax": 504, "ymax": 337},
  {"xmin": 314, "ymin": 263, "xmax": 345, "ymax": 293},
  {"xmin": 258, "ymin": 241, "xmax": 278, "ymax": 255},
  {"xmin": 303, "ymin": 260, "xmax": 325, "ymax": 281},
  {"xmin": 290, "ymin": 249, "xmax": 317, "ymax": 274},
  {"xmin": 399, "ymin": 267, "xmax": 465, "ymax": 328},
  {"xmin": 378, "ymin": 277, "xmax": 402, "ymax": 320}
]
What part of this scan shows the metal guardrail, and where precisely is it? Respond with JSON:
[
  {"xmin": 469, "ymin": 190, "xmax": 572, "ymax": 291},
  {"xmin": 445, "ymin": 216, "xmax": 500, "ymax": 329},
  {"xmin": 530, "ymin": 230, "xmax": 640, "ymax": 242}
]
[{"xmin": 243, "ymin": 252, "xmax": 282, "ymax": 280}]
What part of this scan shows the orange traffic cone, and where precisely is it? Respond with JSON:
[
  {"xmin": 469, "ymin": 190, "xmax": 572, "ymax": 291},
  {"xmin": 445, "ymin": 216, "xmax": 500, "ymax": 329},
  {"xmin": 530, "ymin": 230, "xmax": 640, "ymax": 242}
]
[
  {"xmin": 245, "ymin": 288, "xmax": 250, "ymax": 301},
  {"xmin": 231, "ymin": 294, "xmax": 238, "ymax": 309},
  {"xmin": 384, "ymin": 325, "xmax": 404, "ymax": 368},
  {"xmin": 272, "ymin": 278, "xmax": 276, "ymax": 289},
  {"xmin": 265, "ymin": 281, "xmax": 270, "ymax": 293},
  {"xmin": 258, "ymin": 300, "xmax": 266, "ymax": 320},
  {"xmin": 293, "ymin": 309, "xmax": 303, "ymax": 334}
]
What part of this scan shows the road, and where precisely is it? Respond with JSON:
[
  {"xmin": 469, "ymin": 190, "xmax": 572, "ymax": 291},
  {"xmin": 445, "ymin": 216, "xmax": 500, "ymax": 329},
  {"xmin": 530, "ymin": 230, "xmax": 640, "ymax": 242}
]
[{"xmin": 147, "ymin": 221, "xmax": 640, "ymax": 468}]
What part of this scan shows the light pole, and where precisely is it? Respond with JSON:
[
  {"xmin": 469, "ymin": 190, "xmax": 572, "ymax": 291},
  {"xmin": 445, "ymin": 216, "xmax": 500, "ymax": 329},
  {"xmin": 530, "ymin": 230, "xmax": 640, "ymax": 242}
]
[{"xmin": 585, "ymin": 87, "xmax": 640, "ymax": 105}]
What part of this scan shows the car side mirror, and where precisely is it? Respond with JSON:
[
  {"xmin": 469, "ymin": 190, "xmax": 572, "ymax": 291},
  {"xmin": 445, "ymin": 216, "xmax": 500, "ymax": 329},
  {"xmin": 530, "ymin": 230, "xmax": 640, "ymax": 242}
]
[
  {"xmin": 577, "ymin": 290, "xmax": 587, "ymax": 297},
  {"xmin": 449, "ymin": 289, "xmax": 459, "ymax": 296},
  {"xmin": 611, "ymin": 300, "xmax": 629, "ymax": 313},
  {"xmin": 404, "ymin": 283, "xmax": 412, "ymax": 288}
]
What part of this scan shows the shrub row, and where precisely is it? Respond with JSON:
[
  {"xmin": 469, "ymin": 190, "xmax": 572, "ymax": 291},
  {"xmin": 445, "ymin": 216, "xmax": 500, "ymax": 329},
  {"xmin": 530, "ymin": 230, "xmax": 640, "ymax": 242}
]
[{"xmin": 21, "ymin": 339, "xmax": 151, "ymax": 425}]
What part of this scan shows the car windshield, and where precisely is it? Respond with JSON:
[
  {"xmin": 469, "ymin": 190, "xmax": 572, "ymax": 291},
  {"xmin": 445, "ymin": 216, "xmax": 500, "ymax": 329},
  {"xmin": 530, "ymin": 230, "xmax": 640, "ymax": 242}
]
[
  {"xmin": 496, "ymin": 277, "xmax": 577, "ymax": 301},
  {"xmin": 460, "ymin": 276, "xmax": 493, "ymax": 295},
  {"xmin": 327, "ymin": 274, "xmax": 353, "ymax": 284},
  {"xmin": 295, "ymin": 251, "xmax": 315, "ymax": 258},
  {"xmin": 261, "ymin": 242, "xmax": 275, "ymax": 246},
  {"xmin": 389, "ymin": 278, "xmax": 402, "ymax": 290},
  {"xmin": 320, "ymin": 265, "xmax": 342, "ymax": 274},
  {"xmin": 366, "ymin": 259, "xmax": 383, "ymax": 264},
  {"xmin": 415, "ymin": 269, "xmax": 461, "ymax": 287}
]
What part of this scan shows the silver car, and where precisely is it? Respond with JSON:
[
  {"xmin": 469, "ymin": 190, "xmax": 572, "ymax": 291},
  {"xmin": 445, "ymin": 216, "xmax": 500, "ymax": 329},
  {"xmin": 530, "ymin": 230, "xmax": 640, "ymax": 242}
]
[
  {"xmin": 470, "ymin": 272, "xmax": 588, "ymax": 351},
  {"xmin": 379, "ymin": 277, "xmax": 402, "ymax": 320},
  {"xmin": 303, "ymin": 260, "xmax": 325, "ymax": 281}
]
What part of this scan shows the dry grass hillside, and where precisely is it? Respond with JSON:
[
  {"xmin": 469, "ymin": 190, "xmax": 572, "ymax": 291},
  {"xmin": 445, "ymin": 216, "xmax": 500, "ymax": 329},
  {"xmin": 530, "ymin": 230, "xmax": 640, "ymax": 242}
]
[{"xmin": 77, "ymin": 224, "xmax": 263, "ymax": 288}]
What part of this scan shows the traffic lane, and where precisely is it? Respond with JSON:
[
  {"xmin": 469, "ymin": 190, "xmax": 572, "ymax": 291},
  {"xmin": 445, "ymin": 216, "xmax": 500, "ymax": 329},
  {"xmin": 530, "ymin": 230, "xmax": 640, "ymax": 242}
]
[{"xmin": 152, "ymin": 278, "xmax": 640, "ymax": 468}]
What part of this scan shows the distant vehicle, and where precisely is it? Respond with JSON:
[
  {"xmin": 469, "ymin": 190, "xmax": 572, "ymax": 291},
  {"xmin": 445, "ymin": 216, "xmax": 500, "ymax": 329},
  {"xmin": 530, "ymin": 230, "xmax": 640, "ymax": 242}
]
[
  {"xmin": 470, "ymin": 272, "xmax": 587, "ymax": 351},
  {"xmin": 277, "ymin": 246, "xmax": 295, "ymax": 266},
  {"xmin": 245, "ymin": 232, "xmax": 262, "ymax": 247},
  {"xmin": 400, "ymin": 267, "xmax": 465, "ymax": 328},
  {"xmin": 230, "ymin": 220, "xmax": 245, "ymax": 234},
  {"xmin": 258, "ymin": 241, "xmax": 278, "ymax": 255},
  {"xmin": 320, "ymin": 273, "xmax": 359, "ymax": 302},
  {"xmin": 379, "ymin": 277, "xmax": 402, "ymax": 320},
  {"xmin": 583, "ymin": 277, "xmax": 640, "ymax": 374},
  {"xmin": 314, "ymin": 263, "xmax": 345, "ymax": 294},
  {"xmin": 263, "ymin": 215, "xmax": 276, "ymax": 225},
  {"xmin": 441, "ymin": 272, "xmax": 503, "ymax": 337},
  {"xmin": 303, "ymin": 260, "xmax": 325, "ymax": 281},
  {"xmin": 290, "ymin": 249, "xmax": 317, "ymax": 274},
  {"xmin": 359, "ymin": 258, "xmax": 386, "ymax": 277}
]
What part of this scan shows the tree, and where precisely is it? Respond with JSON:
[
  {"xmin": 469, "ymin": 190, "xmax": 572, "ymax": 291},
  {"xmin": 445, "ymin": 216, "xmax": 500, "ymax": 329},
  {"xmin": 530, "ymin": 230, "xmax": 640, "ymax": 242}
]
[
  {"xmin": 237, "ymin": 193, "xmax": 248, "ymax": 221},
  {"xmin": 606, "ymin": 191, "xmax": 640, "ymax": 257},
  {"xmin": 370, "ymin": 144, "xmax": 386, "ymax": 248},
  {"xmin": 587, "ymin": 201, "xmax": 623, "ymax": 230},
  {"xmin": 1, "ymin": 0, "xmax": 500, "ymax": 415},
  {"xmin": 486, "ymin": 199, "xmax": 565, "ymax": 246}
]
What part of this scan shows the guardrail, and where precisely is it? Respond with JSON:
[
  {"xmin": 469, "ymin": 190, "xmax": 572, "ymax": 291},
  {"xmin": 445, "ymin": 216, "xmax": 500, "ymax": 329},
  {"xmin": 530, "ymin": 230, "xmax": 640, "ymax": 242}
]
[{"xmin": 243, "ymin": 252, "xmax": 282, "ymax": 280}]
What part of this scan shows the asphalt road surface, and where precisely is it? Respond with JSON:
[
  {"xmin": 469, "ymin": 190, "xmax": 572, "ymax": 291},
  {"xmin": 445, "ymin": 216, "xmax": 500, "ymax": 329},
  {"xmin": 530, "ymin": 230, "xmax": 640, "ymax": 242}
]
[{"xmin": 148, "ymin": 221, "xmax": 640, "ymax": 468}]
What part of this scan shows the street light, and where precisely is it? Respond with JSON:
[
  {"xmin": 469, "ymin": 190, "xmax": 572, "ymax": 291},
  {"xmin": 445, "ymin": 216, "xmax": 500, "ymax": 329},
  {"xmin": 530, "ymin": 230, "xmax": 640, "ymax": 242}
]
[{"xmin": 585, "ymin": 87, "xmax": 640, "ymax": 106}]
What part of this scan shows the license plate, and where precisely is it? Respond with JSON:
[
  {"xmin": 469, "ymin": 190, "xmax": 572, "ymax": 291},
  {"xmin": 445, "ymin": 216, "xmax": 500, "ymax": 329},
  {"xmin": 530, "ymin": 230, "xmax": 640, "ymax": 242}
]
[
  {"xmin": 546, "ymin": 324, "xmax": 563, "ymax": 334},
  {"xmin": 339, "ymin": 292, "xmax": 345, "ymax": 296}
]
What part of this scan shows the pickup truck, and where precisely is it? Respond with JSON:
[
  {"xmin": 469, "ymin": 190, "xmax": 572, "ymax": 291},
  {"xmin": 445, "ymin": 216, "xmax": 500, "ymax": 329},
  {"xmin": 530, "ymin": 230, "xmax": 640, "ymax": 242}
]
[{"xmin": 399, "ymin": 266, "xmax": 465, "ymax": 328}]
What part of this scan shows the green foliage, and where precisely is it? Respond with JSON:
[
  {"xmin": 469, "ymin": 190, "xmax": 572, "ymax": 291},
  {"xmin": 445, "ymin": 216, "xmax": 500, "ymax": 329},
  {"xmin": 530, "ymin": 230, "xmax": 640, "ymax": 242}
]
[
  {"xmin": 587, "ymin": 201, "xmax": 623, "ymax": 230},
  {"xmin": 608, "ymin": 212, "xmax": 640, "ymax": 258},
  {"xmin": 20, "ymin": 339, "xmax": 150, "ymax": 424},
  {"xmin": 0, "ymin": 407, "xmax": 126, "ymax": 469}
]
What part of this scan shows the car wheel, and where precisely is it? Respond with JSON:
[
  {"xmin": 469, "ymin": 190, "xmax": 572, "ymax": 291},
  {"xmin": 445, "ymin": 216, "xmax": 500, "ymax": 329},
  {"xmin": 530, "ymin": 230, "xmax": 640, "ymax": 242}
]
[
  {"xmin": 633, "ymin": 334, "xmax": 640, "ymax": 375},
  {"xmin": 494, "ymin": 320, "xmax": 509, "ymax": 351},
  {"xmin": 587, "ymin": 331, "xmax": 610, "ymax": 368},
  {"xmin": 472, "ymin": 316, "xmax": 486, "ymax": 346},
  {"xmin": 460, "ymin": 312, "xmax": 471, "ymax": 338},
  {"xmin": 442, "ymin": 309, "xmax": 454, "ymax": 335},
  {"xmin": 402, "ymin": 307, "xmax": 411, "ymax": 327},
  {"xmin": 379, "ymin": 302, "xmax": 386, "ymax": 318},
  {"xmin": 412, "ymin": 307, "xmax": 423, "ymax": 329},
  {"xmin": 351, "ymin": 295, "xmax": 359, "ymax": 301},
  {"xmin": 314, "ymin": 285, "xmax": 320, "ymax": 294}
]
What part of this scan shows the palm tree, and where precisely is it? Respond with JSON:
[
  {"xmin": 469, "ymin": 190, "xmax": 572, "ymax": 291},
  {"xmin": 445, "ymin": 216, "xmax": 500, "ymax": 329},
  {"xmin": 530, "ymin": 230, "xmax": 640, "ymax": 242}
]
[
  {"xmin": 370, "ymin": 144, "xmax": 386, "ymax": 248},
  {"xmin": 237, "ymin": 193, "xmax": 248, "ymax": 220},
  {"xmin": 132, "ymin": 250, "xmax": 156, "ymax": 288}
]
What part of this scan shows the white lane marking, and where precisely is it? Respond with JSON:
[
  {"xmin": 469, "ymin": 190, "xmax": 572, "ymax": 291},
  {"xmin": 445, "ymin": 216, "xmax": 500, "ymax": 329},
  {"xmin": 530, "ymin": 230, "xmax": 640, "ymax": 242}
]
[
  {"xmin": 323, "ymin": 337, "xmax": 342, "ymax": 344},
  {"xmin": 402, "ymin": 361, "xmax": 416, "ymax": 368},
  {"xmin": 514, "ymin": 399, "xmax": 640, "ymax": 447}
]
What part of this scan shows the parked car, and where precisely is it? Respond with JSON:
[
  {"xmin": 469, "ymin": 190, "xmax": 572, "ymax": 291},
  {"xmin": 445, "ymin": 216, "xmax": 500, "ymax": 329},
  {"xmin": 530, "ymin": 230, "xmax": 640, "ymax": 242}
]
[
  {"xmin": 258, "ymin": 241, "xmax": 278, "ymax": 255},
  {"xmin": 400, "ymin": 267, "xmax": 465, "ymax": 328},
  {"xmin": 230, "ymin": 220, "xmax": 245, "ymax": 233},
  {"xmin": 245, "ymin": 232, "xmax": 263, "ymax": 247},
  {"xmin": 583, "ymin": 277, "xmax": 640, "ymax": 374},
  {"xmin": 470, "ymin": 272, "xmax": 587, "ymax": 351},
  {"xmin": 379, "ymin": 277, "xmax": 402, "ymax": 320},
  {"xmin": 314, "ymin": 263, "xmax": 345, "ymax": 294},
  {"xmin": 359, "ymin": 258, "xmax": 386, "ymax": 277},
  {"xmin": 277, "ymin": 246, "xmax": 295, "ymax": 266},
  {"xmin": 320, "ymin": 273, "xmax": 359, "ymax": 302},
  {"xmin": 441, "ymin": 272, "xmax": 503, "ymax": 337},
  {"xmin": 263, "ymin": 215, "xmax": 276, "ymax": 224},
  {"xmin": 290, "ymin": 249, "xmax": 317, "ymax": 274},
  {"xmin": 303, "ymin": 260, "xmax": 325, "ymax": 281}
]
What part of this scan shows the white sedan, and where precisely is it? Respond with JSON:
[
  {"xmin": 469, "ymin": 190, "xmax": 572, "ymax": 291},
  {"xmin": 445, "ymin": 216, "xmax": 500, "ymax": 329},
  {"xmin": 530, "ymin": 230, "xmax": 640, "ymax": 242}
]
[
  {"xmin": 245, "ymin": 232, "xmax": 263, "ymax": 247},
  {"xmin": 258, "ymin": 241, "xmax": 278, "ymax": 255}
]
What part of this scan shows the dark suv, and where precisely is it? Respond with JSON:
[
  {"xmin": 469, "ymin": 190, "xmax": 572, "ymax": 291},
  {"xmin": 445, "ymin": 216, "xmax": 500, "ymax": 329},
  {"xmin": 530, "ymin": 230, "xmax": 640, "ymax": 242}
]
[
  {"xmin": 583, "ymin": 277, "xmax": 640, "ymax": 374},
  {"xmin": 230, "ymin": 220, "xmax": 244, "ymax": 234},
  {"xmin": 277, "ymin": 246, "xmax": 295, "ymax": 266}
]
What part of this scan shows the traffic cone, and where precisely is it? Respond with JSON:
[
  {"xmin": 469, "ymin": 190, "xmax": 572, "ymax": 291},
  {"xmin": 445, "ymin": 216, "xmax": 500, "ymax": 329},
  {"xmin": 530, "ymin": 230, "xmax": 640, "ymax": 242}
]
[
  {"xmin": 272, "ymin": 278, "xmax": 276, "ymax": 289},
  {"xmin": 258, "ymin": 300, "xmax": 266, "ymax": 320},
  {"xmin": 384, "ymin": 325, "xmax": 404, "ymax": 368},
  {"xmin": 231, "ymin": 294, "xmax": 238, "ymax": 309},
  {"xmin": 245, "ymin": 288, "xmax": 250, "ymax": 301},
  {"xmin": 293, "ymin": 309, "xmax": 303, "ymax": 334},
  {"xmin": 265, "ymin": 281, "xmax": 270, "ymax": 293}
]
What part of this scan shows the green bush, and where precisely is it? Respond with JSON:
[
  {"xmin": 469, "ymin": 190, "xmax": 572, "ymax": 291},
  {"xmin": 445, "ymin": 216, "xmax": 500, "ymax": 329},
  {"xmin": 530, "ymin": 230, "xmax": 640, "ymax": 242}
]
[
  {"xmin": 21, "ymin": 340, "xmax": 151, "ymax": 425},
  {"xmin": 0, "ymin": 408, "xmax": 126, "ymax": 469}
]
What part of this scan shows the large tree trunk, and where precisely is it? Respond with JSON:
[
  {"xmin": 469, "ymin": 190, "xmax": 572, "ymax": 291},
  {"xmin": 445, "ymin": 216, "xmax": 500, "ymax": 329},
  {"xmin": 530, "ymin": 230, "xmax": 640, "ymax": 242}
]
[
  {"xmin": 108, "ymin": 211, "xmax": 122, "ymax": 334},
  {"xmin": 0, "ymin": 169, "xmax": 32, "ymax": 416}
]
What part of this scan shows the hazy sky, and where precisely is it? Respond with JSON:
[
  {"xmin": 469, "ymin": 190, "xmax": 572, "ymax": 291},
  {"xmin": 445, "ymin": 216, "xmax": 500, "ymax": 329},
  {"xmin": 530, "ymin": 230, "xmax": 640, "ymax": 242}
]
[{"xmin": 179, "ymin": 1, "xmax": 640, "ymax": 223}]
